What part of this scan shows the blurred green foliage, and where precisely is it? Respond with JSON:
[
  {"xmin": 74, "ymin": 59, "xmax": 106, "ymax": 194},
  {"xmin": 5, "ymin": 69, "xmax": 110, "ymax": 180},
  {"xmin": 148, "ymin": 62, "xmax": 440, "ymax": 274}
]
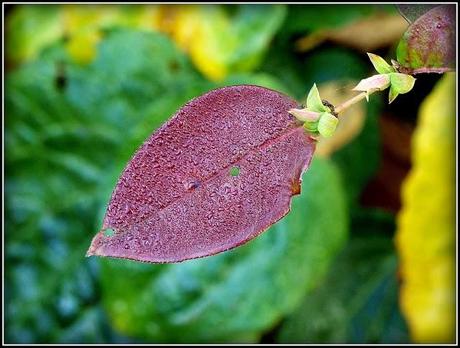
[
  {"xmin": 5, "ymin": 4, "xmax": 414, "ymax": 344},
  {"xmin": 280, "ymin": 4, "xmax": 395, "ymax": 34},
  {"xmin": 278, "ymin": 211, "xmax": 409, "ymax": 343}
]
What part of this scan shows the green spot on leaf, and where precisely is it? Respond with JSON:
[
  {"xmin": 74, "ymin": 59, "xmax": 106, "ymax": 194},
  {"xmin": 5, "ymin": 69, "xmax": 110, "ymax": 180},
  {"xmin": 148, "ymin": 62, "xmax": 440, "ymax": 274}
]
[
  {"xmin": 230, "ymin": 166, "xmax": 240, "ymax": 177},
  {"xmin": 103, "ymin": 228, "xmax": 116, "ymax": 237}
]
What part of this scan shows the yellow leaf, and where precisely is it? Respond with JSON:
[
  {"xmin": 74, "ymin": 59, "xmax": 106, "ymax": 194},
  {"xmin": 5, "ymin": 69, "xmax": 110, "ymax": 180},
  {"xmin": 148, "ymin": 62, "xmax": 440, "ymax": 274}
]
[
  {"xmin": 161, "ymin": 5, "xmax": 233, "ymax": 81},
  {"xmin": 62, "ymin": 5, "xmax": 120, "ymax": 33},
  {"xmin": 65, "ymin": 29, "xmax": 101, "ymax": 65},
  {"xmin": 157, "ymin": 5, "xmax": 285, "ymax": 81},
  {"xmin": 395, "ymin": 73, "xmax": 456, "ymax": 343},
  {"xmin": 62, "ymin": 5, "xmax": 162, "ymax": 64},
  {"xmin": 7, "ymin": 5, "xmax": 282, "ymax": 80}
]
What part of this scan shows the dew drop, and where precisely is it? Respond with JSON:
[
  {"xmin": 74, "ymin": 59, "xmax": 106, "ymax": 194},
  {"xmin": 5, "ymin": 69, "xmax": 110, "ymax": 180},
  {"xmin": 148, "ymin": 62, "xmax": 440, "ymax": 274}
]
[
  {"xmin": 223, "ymin": 184, "xmax": 232, "ymax": 195},
  {"xmin": 185, "ymin": 180, "xmax": 200, "ymax": 190}
]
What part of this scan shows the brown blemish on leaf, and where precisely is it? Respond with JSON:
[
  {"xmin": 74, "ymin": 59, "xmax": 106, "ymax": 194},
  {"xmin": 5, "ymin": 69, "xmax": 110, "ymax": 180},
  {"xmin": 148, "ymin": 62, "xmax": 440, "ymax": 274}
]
[{"xmin": 291, "ymin": 179, "xmax": 301, "ymax": 196}]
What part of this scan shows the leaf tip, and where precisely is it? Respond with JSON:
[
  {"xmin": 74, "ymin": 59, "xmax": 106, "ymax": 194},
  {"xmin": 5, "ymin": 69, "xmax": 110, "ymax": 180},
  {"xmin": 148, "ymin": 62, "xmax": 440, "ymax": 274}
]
[
  {"xmin": 86, "ymin": 230, "xmax": 107, "ymax": 258},
  {"xmin": 367, "ymin": 52, "xmax": 396, "ymax": 74},
  {"xmin": 366, "ymin": 52, "xmax": 376, "ymax": 59}
]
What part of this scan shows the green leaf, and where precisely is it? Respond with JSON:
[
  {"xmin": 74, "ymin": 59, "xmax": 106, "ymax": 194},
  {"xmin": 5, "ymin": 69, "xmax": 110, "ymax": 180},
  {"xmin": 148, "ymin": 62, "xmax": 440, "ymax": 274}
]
[
  {"xmin": 389, "ymin": 73, "xmax": 416, "ymax": 94},
  {"xmin": 306, "ymin": 84, "xmax": 328, "ymax": 112},
  {"xmin": 224, "ymin": 5, "xmax": 288, "ymax": 73},
  {"xmin": 303, "ymin": 120, "xmax": 319, "ymax": 133},
  {"xmin": 178, "ymin": 4, "xmax": 287, "ymax": 80},
  {"xmin": 318, "ymin": 112, "xmax": 339, "ymax": 137},
  {"xmin": 99, "ymin": 157, "xmax": 348, "ymax": 343},
  {"xmin": 388, "ymin": 73, "xmax": 416, "ymax": 104},
  {"xmin": 367, "ymin": 53, "xmax": 396, "ymax": 74},
  {"xmin": 278, "ymin": 212, "xmax": 410, "ymax": 343},
  {"xmin": 388, "ymin": 85, "xmax": 399, "ymax": 104}
]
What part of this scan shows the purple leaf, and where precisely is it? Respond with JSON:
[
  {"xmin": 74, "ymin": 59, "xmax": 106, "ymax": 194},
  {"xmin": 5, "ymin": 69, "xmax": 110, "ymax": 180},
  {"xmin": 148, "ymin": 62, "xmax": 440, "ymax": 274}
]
[
  {"xmin": 396, "ymin": 5, "xmax": 456, "ymax": 74},
  {"xmin": 87, "ymin": 85, "xmax": 316, "ymax": 263}
]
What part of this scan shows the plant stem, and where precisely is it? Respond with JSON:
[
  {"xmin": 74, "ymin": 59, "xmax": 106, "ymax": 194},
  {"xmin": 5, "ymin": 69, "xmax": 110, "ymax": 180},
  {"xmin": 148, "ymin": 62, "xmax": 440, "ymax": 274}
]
[{"xmin": 334, "ymin": 91, "xmax": 375, "ymax": 115}]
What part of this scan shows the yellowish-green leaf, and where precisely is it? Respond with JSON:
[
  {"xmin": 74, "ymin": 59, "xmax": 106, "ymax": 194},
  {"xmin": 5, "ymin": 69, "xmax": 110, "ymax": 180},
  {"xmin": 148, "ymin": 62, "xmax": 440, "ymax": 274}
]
[
  {"xmin": 367, "ymin": 53, "xmax": 396, "ymax": 74},
  {"xmin": 7, "ymin": 5, "xmax": 284, "ymax": 81},
  {"xmin": 306, "ymin": 84, "xmax": 328, "ymax": 113},
  {"xmin": 152, "ymin": 5, "xmax": 287, "ymax": 81},
  {"xmin": 390, "ymin": 73, "xmax": 416, "ymax": 94},
  {"xmin": 388, "ymin": 85, "xmax": 399, "ymax": 104},
  {"xmin": 65, "ymin": 29, "xmax": 101, "ymax": 64},
  {"xmin": 395, "ymin": 73, "xmax": 456, "ymax": 343},
  {"xmin": 388, "ymin": 73, "xmax": 416, "ymax": 104},
  {"xmin": 6, "ymin": 5, "xmax": 64, "ymax": 62},
  {"xmin": 318, "ymin": 112, "xmax": 339, "ymax": 138}
]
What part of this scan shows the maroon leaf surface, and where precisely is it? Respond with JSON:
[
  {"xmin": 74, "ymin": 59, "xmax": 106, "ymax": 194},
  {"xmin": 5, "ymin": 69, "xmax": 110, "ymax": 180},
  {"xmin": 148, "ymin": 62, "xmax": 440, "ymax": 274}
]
[
  {"xmin": 396, "ymin": 5, "xmax": 456, "ymax": 74},
  {"xmin": 87, "ymin": 85, "xmax": 316, "ymax": 263}
]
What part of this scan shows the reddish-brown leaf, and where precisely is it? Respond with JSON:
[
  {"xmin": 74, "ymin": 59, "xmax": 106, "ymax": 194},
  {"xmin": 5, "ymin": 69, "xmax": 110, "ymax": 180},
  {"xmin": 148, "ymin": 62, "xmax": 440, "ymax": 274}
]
[
  {"xmin": 396, "ymin": 5, "xmax": 456, "ymax": 74},
  {"xmin": 87, "ymin": 85, "xmax": 316, "ymax": 263}
]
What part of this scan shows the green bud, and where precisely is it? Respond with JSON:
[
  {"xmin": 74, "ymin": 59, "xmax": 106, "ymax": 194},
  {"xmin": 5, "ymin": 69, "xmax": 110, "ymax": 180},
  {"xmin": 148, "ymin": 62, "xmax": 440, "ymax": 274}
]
[
  {"xmin": 317, "ymin": 112, "xmax": 339, "ymax": 138},
  {"xmin": 367, "ymin": 53, "xmax": 396, "ymax": 74},
  {"xmin": 388, "ymin": 73, "xmax": 416, "ymax": 103},
  {"xmin": 289, "ymin": 108, "xmax": 321, "ymax": 122},
  {"xmin": 353, "ymin": 74, "xmax": 391, "ymax": 94},
  {"xmin": 306, "ymin": 84, "xmax": 329, "ymax": 113},
  {"xmin": 303, "ymin": 120, "xmax": 319, "ymax": 133}
]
